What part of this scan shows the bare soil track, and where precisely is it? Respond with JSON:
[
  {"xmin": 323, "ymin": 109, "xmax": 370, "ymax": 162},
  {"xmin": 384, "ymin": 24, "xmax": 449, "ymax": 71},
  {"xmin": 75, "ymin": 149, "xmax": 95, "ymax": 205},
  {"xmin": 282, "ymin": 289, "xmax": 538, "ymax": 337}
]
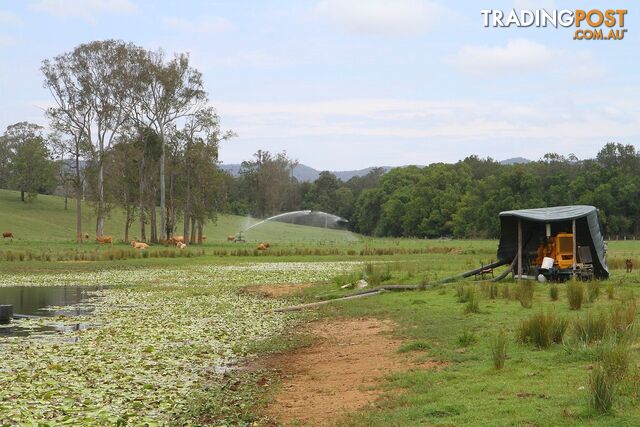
[{"xmin": 260, "ymin": 317, "xmax": 446, "ymax": 426}]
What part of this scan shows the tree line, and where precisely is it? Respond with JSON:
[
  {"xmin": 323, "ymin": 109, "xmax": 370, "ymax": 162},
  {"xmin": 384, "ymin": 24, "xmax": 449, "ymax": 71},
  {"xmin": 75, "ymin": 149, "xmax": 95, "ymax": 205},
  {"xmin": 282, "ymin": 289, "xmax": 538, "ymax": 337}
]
[{"xmin": 223, "ymin": 143, "xmax": 640, "ymax": 239}]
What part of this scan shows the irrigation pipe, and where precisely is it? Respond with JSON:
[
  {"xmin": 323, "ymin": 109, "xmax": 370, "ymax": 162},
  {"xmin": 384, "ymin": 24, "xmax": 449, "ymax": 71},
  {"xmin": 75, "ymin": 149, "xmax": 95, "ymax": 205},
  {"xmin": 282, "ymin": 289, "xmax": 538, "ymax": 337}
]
[{"xmin": 274, "ymin": 258, "xmax": 515, "ymax": 312}]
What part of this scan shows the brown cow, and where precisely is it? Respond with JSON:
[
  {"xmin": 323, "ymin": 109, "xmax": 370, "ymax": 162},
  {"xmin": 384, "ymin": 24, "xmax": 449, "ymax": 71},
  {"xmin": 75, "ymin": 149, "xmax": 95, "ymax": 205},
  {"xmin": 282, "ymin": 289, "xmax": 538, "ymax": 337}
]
[
  {"xmin": 168, "ymin": 235, "xmax": 185, "ymax": 245},
  {"xmin": 627, "ymin": 259, "xmax": 634, "ymax": 273},
  {"xmin": 227, "ymin": 235, "xmax": 236, "ymax": 242},
  {"xmin": 131, "ymin": 240, "xmax": 149, "ymax": 250},
  {"xmin": 96, "ymin": 235, "xmax": 113, "ymax": 244},
  {"xmin": 257, "ymin": 243, "xmax": 268, "ymax": 251},
  {"xmin": 2, "ymin": 231, "xmax": 13, "ymax": 239}
]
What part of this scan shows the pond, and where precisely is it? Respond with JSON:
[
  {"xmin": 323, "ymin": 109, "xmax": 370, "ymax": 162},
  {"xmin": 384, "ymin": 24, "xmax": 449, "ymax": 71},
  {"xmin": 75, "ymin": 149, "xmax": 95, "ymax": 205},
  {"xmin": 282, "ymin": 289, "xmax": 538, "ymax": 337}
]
[{"xmin": 0, "ymin": 285, "xmax": 104, "ymax": 338}]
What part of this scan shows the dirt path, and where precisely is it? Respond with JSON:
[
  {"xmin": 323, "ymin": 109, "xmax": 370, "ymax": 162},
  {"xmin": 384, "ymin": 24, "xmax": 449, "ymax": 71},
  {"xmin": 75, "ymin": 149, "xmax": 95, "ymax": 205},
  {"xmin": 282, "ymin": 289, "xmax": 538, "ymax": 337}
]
[{"xmin": 261, "ymin": 317, "xmax": 444, "ymax": 426}]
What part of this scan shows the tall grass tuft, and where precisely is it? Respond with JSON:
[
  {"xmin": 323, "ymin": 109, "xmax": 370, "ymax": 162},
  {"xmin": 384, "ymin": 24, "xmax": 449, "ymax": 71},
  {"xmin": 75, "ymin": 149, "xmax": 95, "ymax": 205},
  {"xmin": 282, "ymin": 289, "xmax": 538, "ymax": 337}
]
[
  {"xmin": 464, "ymin": 288, "xmax": 480, "ymax": 314},
  {"xmin": 516, "ymin": 281, "xmax": 534, "ymax": 308},
  {"xmin": 589, "ymin": 364, "xmax": 616, "ymax": 414},
  {"xmin": 456, "ymin": 330, "xmax": 477, "ymax": 347},
  {"xmin": 567, "ymin": 281, "xmax": 584, "ymax": 310},
  {"xmin": 517, "ymin": 311, "xmax": 568, "ymax": 348},
  {"xmin": 500, "ymin": 284, "xmax": 511, "ymax": 300},
  {"xmin": 574, "ymin": 311, "xmax": 609, "ymax": 344},
  {"xmin": 588, "ymin": 281, "xmax": 601, "ymax": 303},
  {"xmin": 609, "ymin": 300, "xmax": 637, "ymax": 342},
  {"xmin": 607, "ymin": 282, "xmax": 615, "ymax": 300},
  {"xmin": 597, "ymin": 341, "xmax": 630, "ymax": 382},
  {"xmin": 491, "ymin": 329, "xmax": 508, "ymax": 370},
  {"xmin": 550, "ymin": 285, "xmax": 559, "ymax": 301}
]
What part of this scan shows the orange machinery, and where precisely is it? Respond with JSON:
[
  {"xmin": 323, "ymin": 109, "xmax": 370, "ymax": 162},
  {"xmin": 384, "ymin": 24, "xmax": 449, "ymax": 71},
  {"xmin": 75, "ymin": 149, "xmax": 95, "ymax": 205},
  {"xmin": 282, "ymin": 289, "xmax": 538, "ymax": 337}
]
[{"xmin": 534, "ymin": 232, "xmax": 575, "ymax": 269}]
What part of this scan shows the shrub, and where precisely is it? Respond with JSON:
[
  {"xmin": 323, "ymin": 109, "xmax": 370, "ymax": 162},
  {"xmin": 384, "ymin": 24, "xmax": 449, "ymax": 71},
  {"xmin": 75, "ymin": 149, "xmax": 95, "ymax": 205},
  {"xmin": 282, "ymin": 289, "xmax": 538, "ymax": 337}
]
[
  {"xmin": 589, "ymin": 364, "xmax": 616, "ymax": 414},
  {"xmin": 588, "ymin": 281, "xmax": 601, "ymax": 303},
  {"xmin": 456, "ymin": 330, "xmax": 477, "ymax": 347},
  {"xmin": 567, "ymin": 281, "xmax": 584, "ymax": 310},
  {"xmin": 491, "ymin": 329, "xmax": 508, "ymax": 370},
  {"xmin": 516, "ymin": 281, "xmax": 534, "ymax": 308},
  {"xmin": 574, "ymin": 311, "xmax": 609, "ymax": 344},
  {"xmin": 518, "ymin": 311, "xmax": 568, "ymax": 348},
  {"xmin": 550, "ymin": 285, "xmax": 559, "ymax": 301},
  {"xmin": 464, "ymin": 288, "xmax": 480, "ymax": 314}
]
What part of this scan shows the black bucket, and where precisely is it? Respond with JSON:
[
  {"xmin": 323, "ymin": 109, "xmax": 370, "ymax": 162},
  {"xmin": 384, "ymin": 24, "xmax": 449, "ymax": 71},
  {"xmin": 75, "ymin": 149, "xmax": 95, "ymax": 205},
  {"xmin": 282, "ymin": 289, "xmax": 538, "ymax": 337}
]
[{"xmin": 0, "ymin": 304, "xmax": 13, "ymax": 323}]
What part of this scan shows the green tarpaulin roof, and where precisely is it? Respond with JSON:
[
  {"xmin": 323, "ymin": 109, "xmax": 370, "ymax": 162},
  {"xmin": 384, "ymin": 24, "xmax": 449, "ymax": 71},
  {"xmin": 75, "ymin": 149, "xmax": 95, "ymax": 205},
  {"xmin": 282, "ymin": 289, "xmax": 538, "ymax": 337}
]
[{"xmin": 499, "ymin": 205, "xmax": 596, "ymax": 222}]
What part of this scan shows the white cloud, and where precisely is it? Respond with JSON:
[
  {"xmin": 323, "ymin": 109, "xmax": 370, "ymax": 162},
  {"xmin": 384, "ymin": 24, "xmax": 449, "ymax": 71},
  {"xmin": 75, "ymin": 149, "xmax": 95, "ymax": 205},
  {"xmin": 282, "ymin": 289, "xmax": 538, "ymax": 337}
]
[
  {"xmin": 446, "ymin": 38, "xmax": 553, "ymax": 75},
  {"xmin": 162, "ymin": 16, "xmax": 233, "ymax": 34},
  {"xmin": 315, "ymin": 0, "xmax": 451, "ymax": 36},
  {"xmin": 0, "ymin": 10, "xmax": 22, "ymax": 26},
  {"xmin": 445, "ymin": 38, "xmax": 606, "ymax": 81},
  {"xmin": 30, "ymin": 0, "xmax": 138, "ymax": 23}
]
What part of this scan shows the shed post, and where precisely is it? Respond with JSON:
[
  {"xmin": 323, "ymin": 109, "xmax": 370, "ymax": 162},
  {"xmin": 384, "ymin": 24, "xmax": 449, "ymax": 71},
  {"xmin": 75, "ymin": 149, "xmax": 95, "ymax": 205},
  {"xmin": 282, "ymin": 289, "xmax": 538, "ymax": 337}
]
[
  {"xmin": 572, "ymin": 219, "xmax": 577, "ymax": 278},
  {"xmin": 517, "ymin": 219, "xmax": 522, "ymax": 279}
]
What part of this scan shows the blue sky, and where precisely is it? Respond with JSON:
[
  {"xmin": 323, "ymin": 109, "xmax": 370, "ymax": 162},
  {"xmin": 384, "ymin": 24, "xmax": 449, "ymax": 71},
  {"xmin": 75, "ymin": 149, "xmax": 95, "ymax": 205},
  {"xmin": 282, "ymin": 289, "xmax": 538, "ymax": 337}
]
[{"xmin": 0, "ymin": 0, "xmax": 638, "ymax": 169}]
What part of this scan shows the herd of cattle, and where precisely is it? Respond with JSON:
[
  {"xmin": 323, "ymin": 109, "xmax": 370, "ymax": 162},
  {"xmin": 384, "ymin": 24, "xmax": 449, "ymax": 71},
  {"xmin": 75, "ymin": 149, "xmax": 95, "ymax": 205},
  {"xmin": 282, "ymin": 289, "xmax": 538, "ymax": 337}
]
[{"xmin": 2, "ymin": 230, "xmax": 270, "ymax": 250}]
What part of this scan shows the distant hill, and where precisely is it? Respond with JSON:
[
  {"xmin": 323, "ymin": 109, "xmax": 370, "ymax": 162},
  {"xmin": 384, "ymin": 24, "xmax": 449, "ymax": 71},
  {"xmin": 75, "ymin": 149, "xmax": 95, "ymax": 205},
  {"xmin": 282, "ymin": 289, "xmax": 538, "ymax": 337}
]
[
  {"xmin": 220, "ymin": 157, "xmax": 533, "ymax": 181},
  {"xmin": 219, "ymin": 163, "xmax": 393, "ymax": 182},
  {"xmin": 500, "ymin": 157, "xmax": 531, "ymax": 165}
]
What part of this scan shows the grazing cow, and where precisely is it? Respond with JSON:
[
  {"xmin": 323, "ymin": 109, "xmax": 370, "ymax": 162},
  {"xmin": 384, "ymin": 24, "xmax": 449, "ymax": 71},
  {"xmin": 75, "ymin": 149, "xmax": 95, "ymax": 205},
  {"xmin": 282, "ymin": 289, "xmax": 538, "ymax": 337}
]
[
  {"xmin": 227, "ymin": 235, "xmax": 236, "ymax": 242},
  {"xmin": 257, "ymin": 243, "xmax": 268, "ymax": 251},
  {"xmin": 626, "ymin": 259, "xmax": 633, "ymax": 273},
  {"xmin": 131, "ymin": 240, "xmax": 149, "ymax": 250},
  {"xmin": 201, "ymin": 235, "xmax": 207, "ymax": 241},
  {"xmin": 2, "ymin": 231, "xmax": 13, "ymax": 239},
  {"xmin": 176, "ymin": 242, "xmax": 187, "ymax": 249},
  {"xmin": 168, "ymin": 235, "xmax": 185, "ymax": 245},
  {"xmin": 96, "ymin": 235, "xmax": 113, "ymax": 244},
  {"xmin": 262, "ymin": 242, "xmax": 270, "ymax": 249}
]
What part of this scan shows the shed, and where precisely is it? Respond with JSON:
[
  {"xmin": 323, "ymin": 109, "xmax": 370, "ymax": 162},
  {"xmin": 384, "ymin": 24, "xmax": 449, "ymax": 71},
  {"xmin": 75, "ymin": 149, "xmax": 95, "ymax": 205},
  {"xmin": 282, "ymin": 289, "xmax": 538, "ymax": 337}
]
[{"xmin": 497, "ymin": 205, "xmax": 609, "ymax": 279}]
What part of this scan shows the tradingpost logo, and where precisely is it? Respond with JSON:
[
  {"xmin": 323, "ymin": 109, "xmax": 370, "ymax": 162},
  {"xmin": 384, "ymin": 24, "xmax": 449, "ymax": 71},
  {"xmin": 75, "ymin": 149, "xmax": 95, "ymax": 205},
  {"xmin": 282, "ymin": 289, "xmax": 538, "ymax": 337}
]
[{"xmin": 481, "ymin": 9, "xmax": 628, "ymax": 40}]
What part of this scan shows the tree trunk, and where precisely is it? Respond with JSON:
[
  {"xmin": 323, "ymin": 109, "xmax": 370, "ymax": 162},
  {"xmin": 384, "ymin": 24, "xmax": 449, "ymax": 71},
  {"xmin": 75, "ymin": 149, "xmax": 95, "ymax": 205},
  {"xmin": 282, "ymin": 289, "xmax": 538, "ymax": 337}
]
[
  {"xmin": 20, "ymin": 190, "xmax": 24, "ymax": 202},
  {"xmin": 169, "ymin": 174, "xmax": 175, "ymax": 238},
  {"xmin": 64, "ymin": 193, "xmax": 68, "ymax": 210},
  {"xmin": 183, "ymin": 174, "xmax": 190, "ymax": 239},
  {"xmin": 75, "ymin": 150, "xmax": 82, "ymax": 243},
  {"xmin": 139, "ymin": 156, "xmax": 146, "ymax": 242},
  {"xmin": 159, "ymin": 128, "xmax": 167, "ymax": 241},
  {"xmin": 125, "ymin": 206, "xmax": 131, "ymax": 243},
  {"xmin": 190, "ymin": 216, "xmax": 196, "ymax": 244},
  {"xmin": 150, "ymin": 205, "xmax": 157, "ymax": 243},
  {"xmin": 197, "ymin": 220, "xmax": 203, "ymax": 244},
  {"xmin": 96, "ymin": 161, "xmax": 105, "ymax": 237}
]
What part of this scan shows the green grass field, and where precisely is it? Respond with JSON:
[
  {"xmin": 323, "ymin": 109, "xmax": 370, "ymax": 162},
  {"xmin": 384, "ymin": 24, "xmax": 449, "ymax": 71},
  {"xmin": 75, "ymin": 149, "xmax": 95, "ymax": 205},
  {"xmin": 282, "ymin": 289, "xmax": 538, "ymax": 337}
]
[{"xmin": 1, "ymin": 188, "xmax": 640, "ymax": 425}]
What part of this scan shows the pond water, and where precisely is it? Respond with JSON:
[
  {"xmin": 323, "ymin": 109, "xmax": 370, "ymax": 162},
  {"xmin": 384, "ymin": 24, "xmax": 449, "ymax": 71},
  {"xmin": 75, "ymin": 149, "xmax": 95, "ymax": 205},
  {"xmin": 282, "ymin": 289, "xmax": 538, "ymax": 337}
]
[{"xmin": 0, "ymin": 286, "xmax": 104, "ymax": 338}]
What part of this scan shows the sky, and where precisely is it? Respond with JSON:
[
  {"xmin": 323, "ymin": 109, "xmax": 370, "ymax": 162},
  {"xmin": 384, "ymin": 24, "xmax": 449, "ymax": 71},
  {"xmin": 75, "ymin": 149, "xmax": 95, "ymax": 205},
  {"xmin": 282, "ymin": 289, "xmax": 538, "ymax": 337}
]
[{"xmin": 0, "ymin": 0, "xmax": 638, "ymax": 170}]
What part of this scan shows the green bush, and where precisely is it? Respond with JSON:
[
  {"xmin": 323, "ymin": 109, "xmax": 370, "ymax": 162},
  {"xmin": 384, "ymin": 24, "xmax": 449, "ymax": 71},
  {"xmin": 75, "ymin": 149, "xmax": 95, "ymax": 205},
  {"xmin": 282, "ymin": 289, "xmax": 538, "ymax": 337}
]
[
  {"xmin": 574, "ymin": 311, "xmax": 608, "ymax": 344},
  {"xmin": 491, "ymin": 329, "xmax": 508, "ymax": 370},
  {"xmin": 550, "ymin": 285, "xmax": 559, "ymax": 301},
  {"xmin": 516, "ymin": 281, "xmax": 534, "ymax": 308},
  {"xmin": 517, "ymin": 311, "xmax": 568, "ymax": 348},
  {"xmin": 589, "ymin": 364, "xmax": 616, "ymax": 414},
  {"xmin": 567, "ymin": 281, "xmax": 584, "ymax": 310}
]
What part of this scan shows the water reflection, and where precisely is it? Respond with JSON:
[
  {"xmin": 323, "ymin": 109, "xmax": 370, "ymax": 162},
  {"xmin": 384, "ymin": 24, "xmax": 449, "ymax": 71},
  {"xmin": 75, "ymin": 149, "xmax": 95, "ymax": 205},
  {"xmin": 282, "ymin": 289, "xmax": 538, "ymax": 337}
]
[{"xmin": 0, "ymin": 285, "xmax": 103, "ymax": 338}]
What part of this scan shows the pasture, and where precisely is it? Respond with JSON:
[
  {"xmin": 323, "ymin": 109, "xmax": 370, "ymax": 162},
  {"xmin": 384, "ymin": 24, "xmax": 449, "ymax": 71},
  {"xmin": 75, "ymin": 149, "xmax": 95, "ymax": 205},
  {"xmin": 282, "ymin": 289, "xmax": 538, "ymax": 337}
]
[{"xmin": 1, "ymin": 190, "xmax": 640, "ymax": 425}]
